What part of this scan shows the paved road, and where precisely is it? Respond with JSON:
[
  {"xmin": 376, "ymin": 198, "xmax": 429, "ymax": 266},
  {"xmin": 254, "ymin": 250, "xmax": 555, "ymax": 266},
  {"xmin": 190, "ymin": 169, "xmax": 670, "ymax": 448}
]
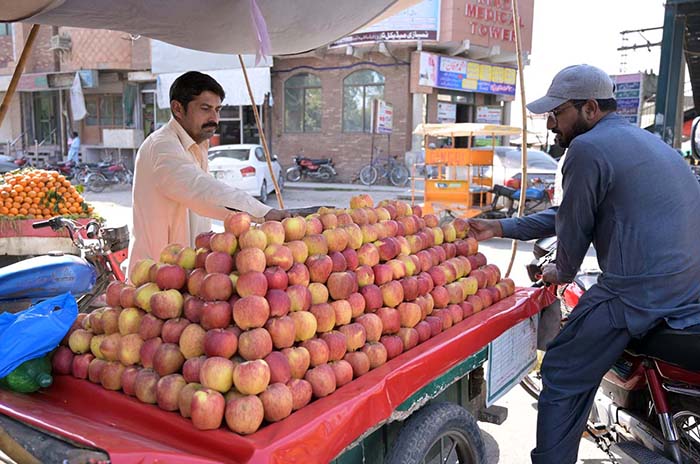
[{"xmin": 82, "ymin": 184, "xmax": 609, "ymax": 464}]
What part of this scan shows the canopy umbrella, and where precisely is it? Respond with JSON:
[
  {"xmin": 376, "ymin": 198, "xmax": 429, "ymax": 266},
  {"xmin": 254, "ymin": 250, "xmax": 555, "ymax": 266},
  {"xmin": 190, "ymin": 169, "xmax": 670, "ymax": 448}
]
[
  {"xmin": 0, "ymin": 0, "xmax": 418, "ymax": 208},
  {"xmin": 1, "ymin": 0, "xmax": 416, "ymax": 55},
  {"xmin": 413, "ymin": 123, "xmax": 523, "ymax": 138}
]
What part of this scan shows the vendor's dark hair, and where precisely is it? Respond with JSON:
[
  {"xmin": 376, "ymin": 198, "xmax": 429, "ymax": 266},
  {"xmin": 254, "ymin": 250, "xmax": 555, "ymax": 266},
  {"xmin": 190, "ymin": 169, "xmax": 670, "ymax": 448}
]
[{"xmin": 170, "ymin": 71, "xmax": 225, "ymax": 112}]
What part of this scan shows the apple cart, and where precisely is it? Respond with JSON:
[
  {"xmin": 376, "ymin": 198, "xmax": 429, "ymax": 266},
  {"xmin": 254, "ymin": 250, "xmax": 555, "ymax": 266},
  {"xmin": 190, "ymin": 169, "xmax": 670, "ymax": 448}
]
[
  {"xmin": 0, "ymin": 286, "xmax": 554, "ymax": 463},
  {"xmin": 411, "ymin": 123, "xmax": 523, "ymax": 220}
]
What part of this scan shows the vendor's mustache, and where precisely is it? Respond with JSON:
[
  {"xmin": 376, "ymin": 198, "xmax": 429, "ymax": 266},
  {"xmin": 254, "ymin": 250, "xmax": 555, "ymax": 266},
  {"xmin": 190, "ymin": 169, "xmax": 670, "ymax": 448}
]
[{"xmin": 202, "ymin": 122, "xmax": 218, "ymax": 129}]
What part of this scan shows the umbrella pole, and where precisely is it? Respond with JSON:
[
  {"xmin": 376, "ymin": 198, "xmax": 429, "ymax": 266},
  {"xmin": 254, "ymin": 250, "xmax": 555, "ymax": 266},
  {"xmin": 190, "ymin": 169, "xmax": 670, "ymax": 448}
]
[
  {"xmin": 0, "ymin": 24, "xmax": 40, "ymax": 128},
  {"xmin": 505, "ymin": 0, "xmax": 528, "ymax": 278},
  {"xmin": 237, "ymin": 55, "xmax": 284, "ymax": 209}
]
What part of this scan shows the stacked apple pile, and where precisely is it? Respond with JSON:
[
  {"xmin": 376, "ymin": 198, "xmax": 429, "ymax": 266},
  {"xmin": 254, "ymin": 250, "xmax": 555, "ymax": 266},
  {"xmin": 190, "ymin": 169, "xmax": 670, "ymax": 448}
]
[{"xmin": 55, "ymin": 195, "xmax": 515, "ymax": 435}]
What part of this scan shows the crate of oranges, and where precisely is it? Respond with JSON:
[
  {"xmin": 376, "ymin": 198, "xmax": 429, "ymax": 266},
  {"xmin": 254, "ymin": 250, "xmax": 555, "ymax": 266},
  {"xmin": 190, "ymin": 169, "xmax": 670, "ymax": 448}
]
[{"xmin": 0, "ymin": 169, "xmax": 96, "ymax": 240}]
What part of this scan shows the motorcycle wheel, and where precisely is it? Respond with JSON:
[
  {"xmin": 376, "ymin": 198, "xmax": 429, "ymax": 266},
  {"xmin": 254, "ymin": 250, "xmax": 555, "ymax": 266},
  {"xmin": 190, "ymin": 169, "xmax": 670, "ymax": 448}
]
[
  {"xmin": 86, "ymin": 173, "xmax": 108, "ymax": 193},
  {"xmin": 389, "ymin": 165, "xmax": 410, "ymax": 187},
  {"xmin": 359, "ymin": 165, "xmax": 378, "ymax": 186},
  {"xmin": 520, "ymin": 349, "xmax": 545, "ymax": 400},
  {"xmin": 674, "ymin": 407, "xmax": 700, "ymax": 462},
  {"xmin": 286, "ymin": 167, "xmax": 302, "ymax": 182},
  {"xmin": 318, "ymin": 165, "xmax": 335, "ymax": 181}
]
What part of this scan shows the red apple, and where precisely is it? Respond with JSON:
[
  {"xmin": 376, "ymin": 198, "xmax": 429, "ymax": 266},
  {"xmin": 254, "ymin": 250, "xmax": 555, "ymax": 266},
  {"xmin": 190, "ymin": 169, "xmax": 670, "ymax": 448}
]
[{"xmin": 191, "ymin": 388, "xmax": 225, "ymax": 430}]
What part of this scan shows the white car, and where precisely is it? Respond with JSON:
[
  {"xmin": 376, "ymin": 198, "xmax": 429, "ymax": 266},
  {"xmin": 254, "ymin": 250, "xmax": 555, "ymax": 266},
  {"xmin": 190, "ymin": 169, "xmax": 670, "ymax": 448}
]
[
  {"xmin": 481, "ymin": 147, "xmax": 558, "ymax": 187},
  {"xmin": 208, "ymin": 144, "xmax": 284, "ymax": 203}
]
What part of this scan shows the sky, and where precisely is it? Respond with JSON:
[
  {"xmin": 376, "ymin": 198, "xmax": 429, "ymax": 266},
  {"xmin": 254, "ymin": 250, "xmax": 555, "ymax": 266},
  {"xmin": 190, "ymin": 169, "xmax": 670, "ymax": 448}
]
[{"xmin": 513, "ymin": 0, "xmax": 667, "ymax": 134}]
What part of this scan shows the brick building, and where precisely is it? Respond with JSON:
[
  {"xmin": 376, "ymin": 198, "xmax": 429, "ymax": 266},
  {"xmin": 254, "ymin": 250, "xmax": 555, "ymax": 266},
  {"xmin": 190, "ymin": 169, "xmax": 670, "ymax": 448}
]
[
  {"xmin": 0, "ymin": 23, "xmax": 151, "ymax": 165},
  {"xmin": 0, "ymin": 0, "xmax": 534, "ymax": 178},
  {"xmin": 270, "ymin": 0, "xmax": 534, "ymax": 181}
]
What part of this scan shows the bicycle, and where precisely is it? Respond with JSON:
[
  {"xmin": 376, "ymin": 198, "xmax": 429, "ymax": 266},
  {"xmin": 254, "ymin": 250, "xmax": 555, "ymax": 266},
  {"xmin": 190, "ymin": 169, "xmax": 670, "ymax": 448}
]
[{"xmin": 358, "ymin": 151, "xmax": 410, "ymax": 187}]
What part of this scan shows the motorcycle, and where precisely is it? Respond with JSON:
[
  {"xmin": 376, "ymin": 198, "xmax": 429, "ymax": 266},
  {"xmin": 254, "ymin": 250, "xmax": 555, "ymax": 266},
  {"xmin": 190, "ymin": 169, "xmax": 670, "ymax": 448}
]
[
  {"xmin": 0, "ymin": 217, "xmax": 129, "ymax": 314},
  {"xmin": 479, "ymin": 178, "xmax": 554, "ymax": 220},
  {"xmin": 45, "ymin": 160, "xmax": 79, "ymax": 181},
  {"xmin": 285, "ymin": 155, "xmax": 337, "ymax": 182},
  {"xmin": 85, "ymin": 161, "xmax": 134, "ymax": 192},
  {"xmin": 523, "ymin": 238, "xmax": 700, "ymax": 463}
]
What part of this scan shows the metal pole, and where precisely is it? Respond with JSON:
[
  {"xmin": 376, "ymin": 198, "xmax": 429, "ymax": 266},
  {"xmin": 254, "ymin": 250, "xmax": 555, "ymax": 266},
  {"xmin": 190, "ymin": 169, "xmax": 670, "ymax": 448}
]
[
  {"xmin": 237, "ymin": 55, "xmax": 284, "ymax": 208},
  {"xmin": 505, "ymin": 0, "xmax": 529, "ymax": 278},
  {"xmin": 0, "ymin": 25, "xmax": 40, "ymax": 128}
]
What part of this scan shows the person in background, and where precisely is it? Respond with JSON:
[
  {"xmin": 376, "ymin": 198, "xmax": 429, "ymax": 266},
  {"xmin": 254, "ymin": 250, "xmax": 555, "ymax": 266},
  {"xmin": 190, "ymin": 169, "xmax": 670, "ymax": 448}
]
[
  {"xmin": 128, "ymin": 71, "xmax": 288, "ymax": 276},
  {"xmin": 67, "ymin": 131, "xmax": 80, "ymax": 165},
  {"xmin": 469, "ymin": 64, "xmax": 700, "ymax": 464}
]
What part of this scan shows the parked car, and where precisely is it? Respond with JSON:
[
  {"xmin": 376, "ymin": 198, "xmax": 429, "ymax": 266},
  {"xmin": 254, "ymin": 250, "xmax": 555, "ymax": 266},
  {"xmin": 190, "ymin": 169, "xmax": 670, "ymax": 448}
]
[
  {"xmin": 0, "ymin": 155, "xmax": 18, "ymax": 174},
  {"xmin": 478, "ymin": 146, "xmax": 558, "ymax": 187},
  {"xmin": 208, "ymin": 144, "xmax": 284, "ymax": 203}
]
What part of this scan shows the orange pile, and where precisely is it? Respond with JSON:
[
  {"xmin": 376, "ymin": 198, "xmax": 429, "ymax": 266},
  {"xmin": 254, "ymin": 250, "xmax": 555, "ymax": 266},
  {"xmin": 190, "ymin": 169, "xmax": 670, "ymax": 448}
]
[{"xmin": 0, "ymin": 169, "xmax": 94, "ymax": 219}]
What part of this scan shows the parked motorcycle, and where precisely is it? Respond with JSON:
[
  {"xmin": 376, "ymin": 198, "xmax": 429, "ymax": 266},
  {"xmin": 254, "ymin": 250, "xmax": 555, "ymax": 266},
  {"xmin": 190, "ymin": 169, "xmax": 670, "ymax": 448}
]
[
  {"xmin": 45, "ymin": 160, "xmax": 79, "ymax": 181},
  {"xmin": 524, "ymin": 238, "xmax": 700, "ymax": 463},
  {"xmin": 285, "ymin": 155, "xmax": 337, "ymax": 182},
  {"xmin": 0, "ymin": 217, "xmax": 129, "ymax": 314},
  {"xmin": 85, "ymin": 161, "xmax": 134, "ymax": 192},
  {"xmin": 479, "ymin": 179, "xmax": 554, "ymax": 219}
]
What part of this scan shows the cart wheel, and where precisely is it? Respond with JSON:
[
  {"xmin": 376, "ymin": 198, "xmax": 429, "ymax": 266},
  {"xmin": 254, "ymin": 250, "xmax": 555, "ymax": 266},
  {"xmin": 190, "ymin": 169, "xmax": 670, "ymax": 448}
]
[{"xmin": 386, "ymin": 402, "xmax": 486, "ymax": 464}]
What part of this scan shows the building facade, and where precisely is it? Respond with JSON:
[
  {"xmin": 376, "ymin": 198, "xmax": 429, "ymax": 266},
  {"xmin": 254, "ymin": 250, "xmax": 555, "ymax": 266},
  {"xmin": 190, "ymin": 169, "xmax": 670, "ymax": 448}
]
[
  {"xmin": 270, "ymin": 0, "xmax": 534, "ymax": 181},
  {"xmin": 0, "ymin": 0, "xmax": 533, "ymax": 178},
  {"xmin": 0, "ymin": 23, "xmax": 151, "ymax": 165}
]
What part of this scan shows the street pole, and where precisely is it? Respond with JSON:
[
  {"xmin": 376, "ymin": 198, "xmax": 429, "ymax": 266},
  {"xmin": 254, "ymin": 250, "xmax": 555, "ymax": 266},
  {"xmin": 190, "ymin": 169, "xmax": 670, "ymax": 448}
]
[
  {"xmin": 505, "ymin": 0, "xmax": 528, "ymax": 278},
  {"xmin": 237, "ymin": 55, "xmax": 284, "ymax": 209}
]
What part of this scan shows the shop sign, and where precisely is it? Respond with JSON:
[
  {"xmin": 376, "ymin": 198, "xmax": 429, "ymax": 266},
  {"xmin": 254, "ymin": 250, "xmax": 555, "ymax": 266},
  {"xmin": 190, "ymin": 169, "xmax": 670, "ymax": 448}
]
[
  {"xmin": 464, "ymin": 0, "xmax": 525, "ymax": 45},
  {"xmin": 331, "ymin": 0, "xmax": 441, "ymax": 47},
  {"xmin": 18, "ymin": 73, "xmax": 50, "ymax": 91},
  {"xmin": 373, "ymin": 99, "xmax": 394, "ymax": 134},
  {"xmin": 437, "ymin": 102, "xmax": 456, "ymax": 123},
  {"xmin": 418, "ymin": 52, "xmax": 516, "ymax": 97},
  {"xmin": 475, "ymin": 105, "xmax": 502, "ymax": 146},
  {"xmin": 78, "ymin": 70, "xmax": 99, "ymax": 88},
  {"xmin": 613, "ymin": 73, "xmax": 643, "ymax": 126}
]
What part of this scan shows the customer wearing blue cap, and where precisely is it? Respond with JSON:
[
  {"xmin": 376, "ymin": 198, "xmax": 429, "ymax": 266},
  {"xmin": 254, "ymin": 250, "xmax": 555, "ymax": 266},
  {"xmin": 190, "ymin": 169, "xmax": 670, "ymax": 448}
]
[{"xmin": 469, "ymin": 64, "xmax": 700, "ymax": 463}]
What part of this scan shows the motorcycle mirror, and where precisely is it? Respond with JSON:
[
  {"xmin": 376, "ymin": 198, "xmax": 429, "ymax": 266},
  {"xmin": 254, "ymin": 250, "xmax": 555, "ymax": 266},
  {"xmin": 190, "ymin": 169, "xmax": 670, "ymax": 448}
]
[{"xmin": 691, "ymin": 116, "xmax": 700, "ymax": 161}]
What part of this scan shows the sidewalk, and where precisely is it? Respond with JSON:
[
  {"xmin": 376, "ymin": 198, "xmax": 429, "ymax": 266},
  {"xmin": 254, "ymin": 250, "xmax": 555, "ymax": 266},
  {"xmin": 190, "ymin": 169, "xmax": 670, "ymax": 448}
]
[{"xmin": 284, "ymin": 180, "xmax": 424, "ymax": 201}]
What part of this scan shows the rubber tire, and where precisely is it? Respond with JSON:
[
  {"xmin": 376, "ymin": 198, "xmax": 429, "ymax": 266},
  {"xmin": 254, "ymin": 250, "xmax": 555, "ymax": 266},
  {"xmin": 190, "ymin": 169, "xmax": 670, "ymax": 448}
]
[
  {"xmin": 389, "ymin": 165, "xmax": 410, "ymax": 186},
  {"xmin": 318, "ymin": 165, "xmax": 334, "ymax": 181},
  {"xmin": 359, "ymin": 165, "xmax": 378, "ymax": 186},
  {"xmin": 520, "ymin": 372, "xmax": 542, "ymax": 400},
  {"xmin": 276, "ymin": 171, "xmax": 284, "ymax": 193},
  {"xmin": 385, "ymin": 402, "xmax": 486, "ymax": 464},
  {"xmin": 286, "ymin": 167, "xmax": 302, "ymax": 182},
  {"xmin": 259, "ymin": 180, "xmax": 268, "ymax": 203},
  {"xmin": 87, "ymin": 173, "xmax": 107, "ymax": 193}
]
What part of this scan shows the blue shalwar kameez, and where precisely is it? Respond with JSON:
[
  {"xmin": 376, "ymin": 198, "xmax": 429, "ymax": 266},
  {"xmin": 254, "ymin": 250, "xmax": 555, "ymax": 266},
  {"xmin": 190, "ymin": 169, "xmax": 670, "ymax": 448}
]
[{"xmin": 500, "ymin": 113, "xmax": 700, "ymax": 463}]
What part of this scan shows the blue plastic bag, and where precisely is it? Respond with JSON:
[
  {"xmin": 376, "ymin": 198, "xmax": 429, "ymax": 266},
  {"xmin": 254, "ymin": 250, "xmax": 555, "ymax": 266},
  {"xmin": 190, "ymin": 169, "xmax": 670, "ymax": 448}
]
[{"xmin": 0, "ymin": 292, "xmax": 78, "ymax": 378}]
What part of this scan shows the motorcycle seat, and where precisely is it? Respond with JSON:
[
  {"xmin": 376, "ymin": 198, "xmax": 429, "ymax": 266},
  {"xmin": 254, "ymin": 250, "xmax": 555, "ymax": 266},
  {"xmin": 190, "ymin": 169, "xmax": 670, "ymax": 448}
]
[
  {"xmin": 512, "ymin": 187, "xmax": 546, "ymax": 201},
  {"xmin": 627, "ymin": 323, "xmax": 700, "ymax": 371},
  {"xmin": 301, "ymin": 157, "xmax": 332, "ymax": 165}
]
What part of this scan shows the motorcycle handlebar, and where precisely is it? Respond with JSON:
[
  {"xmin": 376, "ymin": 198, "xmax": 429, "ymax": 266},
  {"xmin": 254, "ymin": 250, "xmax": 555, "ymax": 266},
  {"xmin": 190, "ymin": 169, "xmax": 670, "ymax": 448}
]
[{"xmin": 32, "ymin": 219, "xmax": 54, "ymax": 229}]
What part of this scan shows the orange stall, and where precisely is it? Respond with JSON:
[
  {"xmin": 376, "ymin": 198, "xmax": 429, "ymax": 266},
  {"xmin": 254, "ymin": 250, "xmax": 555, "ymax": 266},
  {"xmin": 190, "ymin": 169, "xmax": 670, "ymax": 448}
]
[{"xmin": 412, "ymin": 123, "xmax": 522, "ymax": 219}]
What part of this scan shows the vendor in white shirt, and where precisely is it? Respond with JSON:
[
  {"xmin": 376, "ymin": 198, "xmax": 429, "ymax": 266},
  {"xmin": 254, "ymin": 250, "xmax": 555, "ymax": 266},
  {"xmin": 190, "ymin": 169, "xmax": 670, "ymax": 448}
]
[{"xmin": 128, "ymin": 71, "xmax": 288, "ymax": 276}]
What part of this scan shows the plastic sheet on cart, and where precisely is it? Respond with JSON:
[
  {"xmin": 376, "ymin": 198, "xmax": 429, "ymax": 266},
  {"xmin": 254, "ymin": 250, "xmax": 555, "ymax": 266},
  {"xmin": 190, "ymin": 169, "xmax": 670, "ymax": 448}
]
[{"xmin": 0, "ymin": 286, "xmax": 555, "ymax": 464}]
